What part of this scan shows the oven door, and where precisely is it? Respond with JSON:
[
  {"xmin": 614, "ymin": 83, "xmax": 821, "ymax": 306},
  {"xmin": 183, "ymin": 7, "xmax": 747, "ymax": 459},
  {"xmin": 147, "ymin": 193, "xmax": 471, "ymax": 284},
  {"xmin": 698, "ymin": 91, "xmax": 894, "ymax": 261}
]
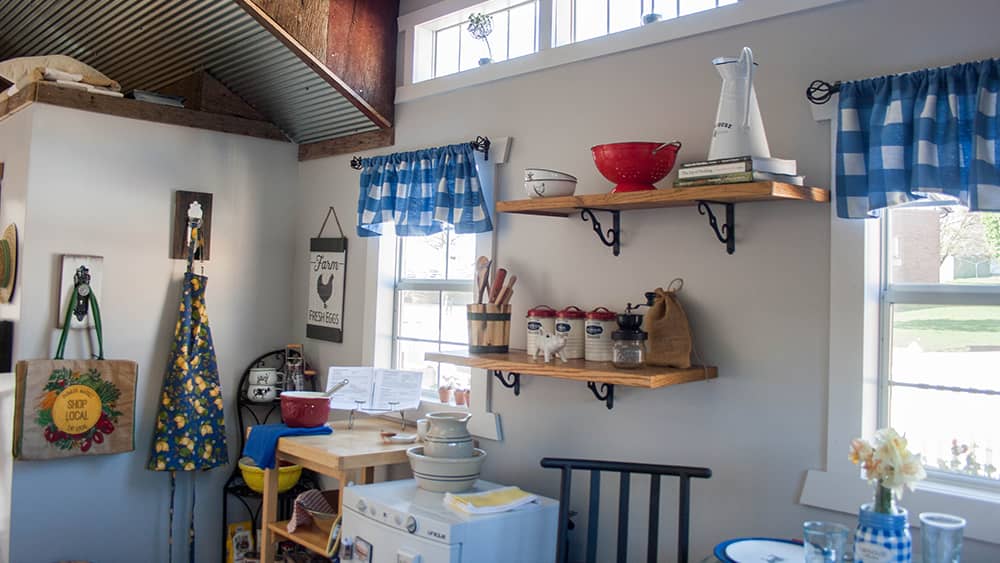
[{"xmin": 344, "ymin": 507, "xmax": 460, "ymax": 563}]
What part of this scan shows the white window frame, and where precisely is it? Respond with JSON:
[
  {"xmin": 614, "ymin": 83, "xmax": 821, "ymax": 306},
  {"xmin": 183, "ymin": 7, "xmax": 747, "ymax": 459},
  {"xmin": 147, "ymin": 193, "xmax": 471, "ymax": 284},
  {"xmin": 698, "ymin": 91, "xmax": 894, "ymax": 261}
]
[
  {"xmin": 415, "ymin": 0, "xmax": 540, "ymax": 83},
  {"xmin": 390, "ymin": 230, "xmax": 478, "ymax": 399},
  {"xmin": 397, "ymin": 0, "xmax": 849, "ymax": 103},
  {"xmin": 361, "ymin": 143, "xmax": 510, "ymax": 441},
  {"xmin": 798, "ymin": 101, "xmax": 1000, "ymax": 545}
]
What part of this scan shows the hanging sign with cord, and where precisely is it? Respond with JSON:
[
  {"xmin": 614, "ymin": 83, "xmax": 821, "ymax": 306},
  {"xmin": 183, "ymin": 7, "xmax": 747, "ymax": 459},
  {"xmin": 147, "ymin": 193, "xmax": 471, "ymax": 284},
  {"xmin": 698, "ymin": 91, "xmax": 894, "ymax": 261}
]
[{"xmin": 307, "ymin": 206, "xmax": 348, "ymax": 343}]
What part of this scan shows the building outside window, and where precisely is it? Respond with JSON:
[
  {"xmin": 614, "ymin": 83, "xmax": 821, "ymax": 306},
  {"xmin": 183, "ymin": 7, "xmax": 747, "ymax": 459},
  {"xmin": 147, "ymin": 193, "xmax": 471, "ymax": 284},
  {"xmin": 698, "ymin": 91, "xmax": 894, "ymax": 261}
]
[
  {"xmin": 880, "ymin": 206, "xmax": 1000, "ymax": 486},
  {"xmin": 392, "ymin": 228, "xmax": 476, "ymax": 400}
]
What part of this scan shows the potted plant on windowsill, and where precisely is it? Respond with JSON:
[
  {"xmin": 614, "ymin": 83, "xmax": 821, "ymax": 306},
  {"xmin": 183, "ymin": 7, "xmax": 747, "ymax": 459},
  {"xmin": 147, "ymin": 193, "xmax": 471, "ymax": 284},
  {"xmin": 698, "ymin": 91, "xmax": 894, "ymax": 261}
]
[
  {"xmin": 467, "ymin": 12, "xmax": 494, "ymax": 66},
  {"xmin": 849, "ymin": 428, "xmax": 926, "ymax": 562}
]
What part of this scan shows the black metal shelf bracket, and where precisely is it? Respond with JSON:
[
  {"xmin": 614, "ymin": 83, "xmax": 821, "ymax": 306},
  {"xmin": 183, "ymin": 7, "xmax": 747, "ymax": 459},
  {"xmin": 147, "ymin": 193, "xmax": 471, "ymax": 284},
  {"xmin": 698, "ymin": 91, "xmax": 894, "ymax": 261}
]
[
  {"xmin": 697, "ymin": 201, "xmax": 735, "ymax": 255},
  {"xmin": 492, "ymin": 370, "xmax": 521, "ymax": 396},
  {"xmin": 587, "ymin": 382, "xmax": 615, "ymax": 410},
  {"xmin": 580, "ymin": 208, "xmax": 621, "ymax": 256}
]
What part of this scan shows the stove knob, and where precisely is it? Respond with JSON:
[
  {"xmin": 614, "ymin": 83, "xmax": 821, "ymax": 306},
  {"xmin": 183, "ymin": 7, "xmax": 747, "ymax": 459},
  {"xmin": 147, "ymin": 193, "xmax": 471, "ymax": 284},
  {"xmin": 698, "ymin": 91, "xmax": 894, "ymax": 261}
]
[
  {"xmin": 356, "ymin": 500, "xmax": 367, "ymax": 513},
  {"xmin": 405, "ymin": 515, "xmax": 417, "ymax": 534}
]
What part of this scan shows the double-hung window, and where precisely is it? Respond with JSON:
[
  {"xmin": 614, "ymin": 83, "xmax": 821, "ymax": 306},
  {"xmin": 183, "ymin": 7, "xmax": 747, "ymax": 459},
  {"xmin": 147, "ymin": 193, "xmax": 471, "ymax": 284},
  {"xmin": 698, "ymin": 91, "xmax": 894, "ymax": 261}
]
[
  {"xmin": 880, "ymin": 206, "xmax": 1000, "ymax": 486},
  {"xmin": 392, "ymin": 228, "xmax": 476, "ymax": 401}
]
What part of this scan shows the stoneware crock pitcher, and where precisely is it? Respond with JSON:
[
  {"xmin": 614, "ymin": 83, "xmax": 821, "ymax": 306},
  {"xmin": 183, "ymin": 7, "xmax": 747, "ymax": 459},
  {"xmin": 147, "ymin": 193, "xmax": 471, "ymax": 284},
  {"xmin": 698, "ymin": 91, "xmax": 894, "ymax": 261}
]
[
  {"xmin": 707, "ymin": 46, "xmax": 771, "ymax": 160},
  {"xmin": 422, "ymin": 412, "xmax": 474, "ymax": 458}
]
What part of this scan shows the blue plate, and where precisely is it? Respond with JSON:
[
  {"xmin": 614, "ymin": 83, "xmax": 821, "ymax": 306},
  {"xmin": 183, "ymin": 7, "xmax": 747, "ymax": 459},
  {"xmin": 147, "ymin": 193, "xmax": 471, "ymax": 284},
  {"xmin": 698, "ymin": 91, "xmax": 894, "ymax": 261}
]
[{"xmin": 713, "ymin": 537, "xmax": 804, "ymax": 562}]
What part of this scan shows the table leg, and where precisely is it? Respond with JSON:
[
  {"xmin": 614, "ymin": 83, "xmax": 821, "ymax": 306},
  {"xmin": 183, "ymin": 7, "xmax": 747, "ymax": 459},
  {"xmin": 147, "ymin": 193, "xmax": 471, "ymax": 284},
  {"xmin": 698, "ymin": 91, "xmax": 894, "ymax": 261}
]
[{"xmin": 260, "ymin": 465, "xmax": 279, "ymax": 563}]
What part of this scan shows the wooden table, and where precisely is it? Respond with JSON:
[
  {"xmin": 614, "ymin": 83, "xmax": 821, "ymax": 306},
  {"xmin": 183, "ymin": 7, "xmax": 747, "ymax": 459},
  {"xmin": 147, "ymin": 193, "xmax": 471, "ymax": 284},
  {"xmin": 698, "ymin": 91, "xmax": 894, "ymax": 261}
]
[{"xmin": 259, "ymin": 418, "xmax": 413, "ymax": 563}]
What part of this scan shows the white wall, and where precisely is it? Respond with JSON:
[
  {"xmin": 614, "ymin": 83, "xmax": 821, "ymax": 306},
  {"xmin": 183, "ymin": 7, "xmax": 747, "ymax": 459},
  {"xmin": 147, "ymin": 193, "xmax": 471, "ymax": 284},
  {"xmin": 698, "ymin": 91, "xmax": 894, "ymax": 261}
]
[
  {"xmin": 3, "ymin": 105, "xmax": 298, "ymax": 563},
  {"xmin": 299, "ymin": 0, "xmax": 1000, "ymax": 560},
  {"xmin": 0, "ymin": 106, "xmax": 34, "ymax": 563}
]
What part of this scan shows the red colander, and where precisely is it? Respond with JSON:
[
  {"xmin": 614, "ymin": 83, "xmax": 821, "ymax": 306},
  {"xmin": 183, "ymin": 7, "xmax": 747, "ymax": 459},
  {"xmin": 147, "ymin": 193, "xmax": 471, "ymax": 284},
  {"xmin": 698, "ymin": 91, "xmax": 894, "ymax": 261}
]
[{"xmin": 591, "ymin": 141, "xmax": 682, "ymax": 193}]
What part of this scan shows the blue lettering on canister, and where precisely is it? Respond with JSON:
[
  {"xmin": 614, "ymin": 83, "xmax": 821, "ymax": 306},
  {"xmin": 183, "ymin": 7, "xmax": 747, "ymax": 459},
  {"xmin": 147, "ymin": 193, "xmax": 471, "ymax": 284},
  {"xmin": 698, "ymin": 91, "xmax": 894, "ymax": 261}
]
[
  {"xmin": 556, "ymin": 322, "xmax": 571, "ymax": 333},
  {"xmin": 527, "ymin": 321, "xmax": 542, "ymax": 331},
  {"xmin": 586, "ymin": 325, "xmax": 603, "ymax": 335}
]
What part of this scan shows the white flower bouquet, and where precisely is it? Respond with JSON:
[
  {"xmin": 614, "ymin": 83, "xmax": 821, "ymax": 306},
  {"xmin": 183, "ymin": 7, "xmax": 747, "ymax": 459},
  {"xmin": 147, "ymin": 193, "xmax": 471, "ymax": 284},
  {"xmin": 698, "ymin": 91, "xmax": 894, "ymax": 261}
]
[{"xmin": 849, "ymin": 428, "xmax": 926, "ymax": 513}]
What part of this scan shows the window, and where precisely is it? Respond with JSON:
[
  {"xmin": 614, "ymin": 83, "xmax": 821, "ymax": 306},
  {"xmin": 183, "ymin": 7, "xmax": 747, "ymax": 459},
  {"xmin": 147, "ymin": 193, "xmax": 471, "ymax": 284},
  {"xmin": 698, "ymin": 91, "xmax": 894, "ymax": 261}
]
[
  {"xmin": 392, "ymin": 228, "xmax": 476, "ymax": 400},
  {"xmin": 416, "ymin": 0, "xmax": 539, "ymax": 82},
  {"xmin": 554, "ymin": 0, "xmax": 737, "ymax": 46},
  {"xmin": 880, "ymin": 206, "xmax": 1000, "ymax": 485}
]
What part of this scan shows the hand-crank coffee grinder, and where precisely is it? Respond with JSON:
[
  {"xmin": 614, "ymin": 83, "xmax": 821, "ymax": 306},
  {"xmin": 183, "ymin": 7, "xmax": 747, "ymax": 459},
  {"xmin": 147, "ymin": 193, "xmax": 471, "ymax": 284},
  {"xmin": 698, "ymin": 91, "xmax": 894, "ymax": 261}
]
[{"xmin": 612, "ymin": 292, "xmax": 655, "ymax": 369}]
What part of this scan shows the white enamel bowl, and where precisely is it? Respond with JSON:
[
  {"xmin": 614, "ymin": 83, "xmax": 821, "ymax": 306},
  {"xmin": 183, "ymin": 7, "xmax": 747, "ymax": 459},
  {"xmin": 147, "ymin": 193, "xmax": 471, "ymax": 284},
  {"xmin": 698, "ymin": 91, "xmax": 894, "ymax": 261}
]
[
  {"xmin": 524, "ymin": 169, "xmax": 578, "ymax": 198},
  {"xmin": 407, "ymin": 446, "xmax": 486, "ymax": 493}
]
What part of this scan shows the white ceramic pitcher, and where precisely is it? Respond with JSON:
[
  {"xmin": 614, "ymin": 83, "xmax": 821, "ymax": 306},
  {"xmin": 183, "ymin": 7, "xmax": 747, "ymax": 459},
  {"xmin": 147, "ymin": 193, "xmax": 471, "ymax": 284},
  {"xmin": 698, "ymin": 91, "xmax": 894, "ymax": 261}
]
[
  {"xmin": 421, "ymin": 412, "xmax": 474, "ymax": 459},
  {"xmin": 707, "ymin": 46, "xmax": 771, "ymax": 160}
]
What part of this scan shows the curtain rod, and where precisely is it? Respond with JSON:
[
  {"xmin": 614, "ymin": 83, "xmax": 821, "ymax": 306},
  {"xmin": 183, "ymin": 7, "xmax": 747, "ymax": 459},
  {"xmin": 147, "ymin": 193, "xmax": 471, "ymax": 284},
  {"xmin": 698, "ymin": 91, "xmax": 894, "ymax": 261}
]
[
  {"xmin": 807, "ymin": 80, "xmax": 840, "ymax": 105},
  {"xmin": 350, "ymin": 136, "xmax": 492, "ymax": 170}
]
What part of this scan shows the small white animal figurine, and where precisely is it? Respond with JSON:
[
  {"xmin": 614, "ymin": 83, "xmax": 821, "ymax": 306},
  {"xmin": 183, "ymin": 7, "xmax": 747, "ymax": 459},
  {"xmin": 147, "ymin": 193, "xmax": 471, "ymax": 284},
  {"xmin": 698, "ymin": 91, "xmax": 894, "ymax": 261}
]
[{"xmin": 533, "ymin": 330, "xmax": 568, "ymax": 363}]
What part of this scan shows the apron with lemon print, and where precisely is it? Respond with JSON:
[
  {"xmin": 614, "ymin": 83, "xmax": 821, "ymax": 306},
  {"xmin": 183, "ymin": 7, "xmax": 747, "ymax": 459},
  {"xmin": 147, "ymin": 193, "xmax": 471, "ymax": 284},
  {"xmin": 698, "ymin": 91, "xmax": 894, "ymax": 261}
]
[{"xmin": 148, "ymin": 222, "xmax": 228, "ymax": 561}]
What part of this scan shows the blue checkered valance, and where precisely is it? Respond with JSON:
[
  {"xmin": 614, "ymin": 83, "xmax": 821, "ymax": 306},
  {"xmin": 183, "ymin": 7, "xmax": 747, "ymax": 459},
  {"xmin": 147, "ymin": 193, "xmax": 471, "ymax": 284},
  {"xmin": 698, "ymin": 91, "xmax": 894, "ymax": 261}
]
[
  {"xmin": 356, "ymin": 142, "xmax": 493, "ymax": 237},
  {"xmin": 836, "ymin": 58, "xmax": 1000, "ymax": 218}
]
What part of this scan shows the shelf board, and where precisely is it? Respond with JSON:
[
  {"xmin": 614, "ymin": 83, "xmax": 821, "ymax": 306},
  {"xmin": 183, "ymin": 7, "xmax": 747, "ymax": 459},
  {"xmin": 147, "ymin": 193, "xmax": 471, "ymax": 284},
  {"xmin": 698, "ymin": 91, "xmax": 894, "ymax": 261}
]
[
  {"xmin": 495, "ymin": 181, "xmax": 829, "ymax": 217},
  {"xmin": 427, "ymin": 349, "xmax": 717, "ymax": 389},
  {"xmin": 269, "ymin": 519, "xmax": 335, "ymax": 556},
  {"xmin": 0, "ymin": 82, "xmax": 289, "ymax": 142}
]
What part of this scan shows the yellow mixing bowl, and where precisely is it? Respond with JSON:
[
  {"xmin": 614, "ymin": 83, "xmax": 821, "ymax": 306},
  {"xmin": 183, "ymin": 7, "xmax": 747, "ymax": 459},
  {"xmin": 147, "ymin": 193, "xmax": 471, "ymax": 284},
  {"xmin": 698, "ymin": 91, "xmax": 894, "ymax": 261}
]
[{"xmin": 238, "ymin": 456, "xmax": 302, "ymax": 493}]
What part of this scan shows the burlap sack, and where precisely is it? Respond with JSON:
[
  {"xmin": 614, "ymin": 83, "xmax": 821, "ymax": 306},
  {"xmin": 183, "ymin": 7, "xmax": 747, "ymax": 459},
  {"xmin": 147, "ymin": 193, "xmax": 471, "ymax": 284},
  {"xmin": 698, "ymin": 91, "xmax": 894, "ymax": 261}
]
[{"xmin": 642, "ymin": 287, "xmax": 693, "ymax": 368}]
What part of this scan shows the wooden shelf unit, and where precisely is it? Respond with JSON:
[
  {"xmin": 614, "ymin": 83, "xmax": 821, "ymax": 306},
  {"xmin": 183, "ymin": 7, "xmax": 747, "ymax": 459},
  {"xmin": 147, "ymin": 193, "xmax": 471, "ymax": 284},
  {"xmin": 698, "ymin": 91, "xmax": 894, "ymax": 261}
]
[
  {"xmin": 496, "ymin": 182, "xmax": 829, "ymax": 216},
  {"xmin": 495, "ymin": 181, "xmax": 830, "ymax": 255},
  {"xmin": 269, "ymin": 519, "xmax": 334, "ymax": 556},
  {"xmin": 0, "ymin": 82, "xmax": 289, "ymax": 142},
  {"xmin": 427, "ymin": 349, "xmax": 716, "ymax": 409}
]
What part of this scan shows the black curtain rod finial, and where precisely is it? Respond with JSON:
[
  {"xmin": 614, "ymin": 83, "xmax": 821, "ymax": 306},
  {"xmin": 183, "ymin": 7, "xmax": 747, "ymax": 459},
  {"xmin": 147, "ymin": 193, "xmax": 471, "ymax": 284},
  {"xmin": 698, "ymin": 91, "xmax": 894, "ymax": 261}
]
[
  {"xmin": 350, "ymin": 156, "xmax": 363, "ymax": 170},
  {"xmin": 807, "ymin": 79, "xmax": 841, "ymax": 105}
]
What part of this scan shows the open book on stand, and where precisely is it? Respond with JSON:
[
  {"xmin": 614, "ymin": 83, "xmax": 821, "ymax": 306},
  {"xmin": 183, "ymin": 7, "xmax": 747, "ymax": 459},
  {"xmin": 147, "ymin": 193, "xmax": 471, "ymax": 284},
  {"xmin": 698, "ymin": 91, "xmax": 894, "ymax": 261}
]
[{"xmin": 327, "ymin": 367, "xmax": 422, "ymax": 412}]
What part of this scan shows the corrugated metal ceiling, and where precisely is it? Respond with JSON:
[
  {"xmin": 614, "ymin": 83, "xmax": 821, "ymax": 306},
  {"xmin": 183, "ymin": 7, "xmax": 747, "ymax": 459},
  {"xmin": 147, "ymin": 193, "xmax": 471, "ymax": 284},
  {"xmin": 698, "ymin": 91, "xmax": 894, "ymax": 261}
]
[{"xmin": 0, "ymin": 0, "xmax": 383, "ymax": 144}]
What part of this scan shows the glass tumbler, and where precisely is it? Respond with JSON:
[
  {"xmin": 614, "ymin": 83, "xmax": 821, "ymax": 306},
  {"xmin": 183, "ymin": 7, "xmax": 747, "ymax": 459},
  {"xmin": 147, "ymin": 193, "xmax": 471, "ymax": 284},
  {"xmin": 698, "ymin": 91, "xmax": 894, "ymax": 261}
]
[
  {"xmin": 920, "ymin": 512, "xmax": 966, "ymax": 563},
  {"xmin": 803, "ymin": 521, "xmax": 851, "ymax": 563}
]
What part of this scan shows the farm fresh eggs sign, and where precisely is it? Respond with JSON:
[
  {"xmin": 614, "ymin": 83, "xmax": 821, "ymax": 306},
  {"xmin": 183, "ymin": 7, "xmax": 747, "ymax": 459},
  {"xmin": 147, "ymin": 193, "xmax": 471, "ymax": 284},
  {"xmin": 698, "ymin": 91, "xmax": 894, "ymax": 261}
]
[{"xmin": 307, "ymin": 237, "xmax": 347, "ymax": 342}]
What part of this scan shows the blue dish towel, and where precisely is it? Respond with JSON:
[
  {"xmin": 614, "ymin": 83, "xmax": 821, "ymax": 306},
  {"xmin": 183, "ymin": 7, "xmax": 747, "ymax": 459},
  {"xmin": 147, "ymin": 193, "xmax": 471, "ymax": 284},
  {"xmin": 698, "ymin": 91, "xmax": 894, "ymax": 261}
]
[{"xmin": 243, "ymin": 424, "xmax": 333, "ymax": 469}]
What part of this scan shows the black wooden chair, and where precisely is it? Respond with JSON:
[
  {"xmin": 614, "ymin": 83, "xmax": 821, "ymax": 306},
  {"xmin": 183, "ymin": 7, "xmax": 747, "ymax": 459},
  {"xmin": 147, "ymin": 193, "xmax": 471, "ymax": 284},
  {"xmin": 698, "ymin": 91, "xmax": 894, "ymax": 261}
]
[{"xmin": 540, "ymin": 458, "xmax": 712, "ymax": 563}]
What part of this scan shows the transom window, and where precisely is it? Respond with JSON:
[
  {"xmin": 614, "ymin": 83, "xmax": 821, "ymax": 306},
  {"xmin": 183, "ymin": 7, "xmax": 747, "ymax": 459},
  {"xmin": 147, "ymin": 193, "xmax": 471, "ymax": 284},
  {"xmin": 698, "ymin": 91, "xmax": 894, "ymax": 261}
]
[
  {"xmin": 392, "ymin": 228, "xmax": 476, "ymax": 399},
  {"xmin": 417, "ymin": 0, "xmax": 539, "ymax": 82},
  {"xmin": 554, "ymin": 0, "xmax": 737, "ymax": 46},
  {"xmin": 880, "ymin": 206, "xmax": 1000, "ymax": 485}
]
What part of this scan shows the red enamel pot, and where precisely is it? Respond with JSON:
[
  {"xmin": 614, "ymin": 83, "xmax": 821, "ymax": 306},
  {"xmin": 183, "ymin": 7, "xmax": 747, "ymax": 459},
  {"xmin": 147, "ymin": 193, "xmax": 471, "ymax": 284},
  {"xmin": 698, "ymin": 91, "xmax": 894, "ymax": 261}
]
[
  {"xmin": 280, "ymin": 391, "xmax": 331, "ymax": 428},
  {"xmin": 591, "ymin": 141, "xmax": 682, "ymax": 193}
]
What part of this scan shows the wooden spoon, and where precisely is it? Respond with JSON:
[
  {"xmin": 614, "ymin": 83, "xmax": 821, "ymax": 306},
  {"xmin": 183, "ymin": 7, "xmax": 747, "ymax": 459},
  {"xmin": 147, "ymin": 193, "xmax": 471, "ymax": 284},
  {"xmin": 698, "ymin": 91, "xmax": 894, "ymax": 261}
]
[{"xmin": 475, "ymin": 256, "xmax": 490, "ymax": 304}]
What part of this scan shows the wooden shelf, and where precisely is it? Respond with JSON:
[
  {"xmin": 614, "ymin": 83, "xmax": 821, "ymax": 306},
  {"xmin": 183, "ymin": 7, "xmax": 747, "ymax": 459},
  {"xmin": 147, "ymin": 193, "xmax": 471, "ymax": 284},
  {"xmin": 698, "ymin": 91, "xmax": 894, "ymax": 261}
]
[
  {"xmin": 494, "ymin": 181, "xmax": 829, "ymax": 255},
  {"xmin": 428, "ymin": 349, "xmax": 716, "ymax": 409},
  {"xmin": 496, "ymin": 182, "xmax": 829, "ymax": 216},
  {"xmin": 268, "ymin": 519, "xmax": 334, "ymax": 556},
  {"xmin": 0, "ymin": 82, "xmax": 289, "ymax": 142}
]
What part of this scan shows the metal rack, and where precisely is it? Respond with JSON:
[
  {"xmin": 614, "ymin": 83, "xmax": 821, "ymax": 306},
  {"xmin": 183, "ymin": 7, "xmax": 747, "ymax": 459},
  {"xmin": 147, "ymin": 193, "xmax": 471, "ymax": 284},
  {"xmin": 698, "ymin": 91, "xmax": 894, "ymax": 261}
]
[{"xmin": 220, "ymin": 349, "xmax": 319, "ymax": 563}]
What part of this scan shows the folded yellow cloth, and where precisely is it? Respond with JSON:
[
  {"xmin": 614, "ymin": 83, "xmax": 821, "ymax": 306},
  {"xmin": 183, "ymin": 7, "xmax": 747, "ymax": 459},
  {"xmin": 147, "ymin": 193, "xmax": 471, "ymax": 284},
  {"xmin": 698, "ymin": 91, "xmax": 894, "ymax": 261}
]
[{"xmin": 444, "ymin": 486, "xmax": 538, "ymax": 515}]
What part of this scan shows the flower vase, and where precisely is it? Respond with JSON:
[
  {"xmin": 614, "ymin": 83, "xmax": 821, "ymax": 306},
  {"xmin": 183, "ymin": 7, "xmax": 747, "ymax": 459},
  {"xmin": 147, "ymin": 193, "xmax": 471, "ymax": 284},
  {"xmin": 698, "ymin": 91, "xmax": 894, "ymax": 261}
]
[{"xmin": 854, "ymin": 503, "xmax": 912, "ymax": 562}]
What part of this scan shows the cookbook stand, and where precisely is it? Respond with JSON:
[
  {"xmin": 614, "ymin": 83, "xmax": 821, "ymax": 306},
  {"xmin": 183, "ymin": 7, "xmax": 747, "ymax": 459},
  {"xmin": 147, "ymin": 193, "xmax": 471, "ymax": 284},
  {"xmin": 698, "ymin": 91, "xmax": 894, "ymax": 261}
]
[{"xmin": 347, "ymin": 400, "xmax": 406, "ymax": 431}]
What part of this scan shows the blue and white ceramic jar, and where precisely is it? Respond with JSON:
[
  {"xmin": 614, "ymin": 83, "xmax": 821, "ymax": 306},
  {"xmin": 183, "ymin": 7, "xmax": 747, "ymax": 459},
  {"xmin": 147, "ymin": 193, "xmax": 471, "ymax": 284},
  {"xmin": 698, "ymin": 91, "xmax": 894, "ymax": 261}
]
[{"xmin": 854, "ymin": 503, "xmax": 912, "ymax": 562}]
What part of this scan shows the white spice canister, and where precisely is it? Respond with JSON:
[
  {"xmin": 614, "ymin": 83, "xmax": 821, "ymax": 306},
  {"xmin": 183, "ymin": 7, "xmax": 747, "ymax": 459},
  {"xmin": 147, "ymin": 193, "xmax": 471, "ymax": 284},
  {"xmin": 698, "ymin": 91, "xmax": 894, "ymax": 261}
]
[
  {"xmin": 526, "ymin": 305, "xmax": 557, "ymax": 356},
  {"xmin": 556, "ymin": 306, "xmax": 586, "ymax": 360},
  {"xmin": 584, "ymin": 307, "xmax": 617, "ymax": 362}
]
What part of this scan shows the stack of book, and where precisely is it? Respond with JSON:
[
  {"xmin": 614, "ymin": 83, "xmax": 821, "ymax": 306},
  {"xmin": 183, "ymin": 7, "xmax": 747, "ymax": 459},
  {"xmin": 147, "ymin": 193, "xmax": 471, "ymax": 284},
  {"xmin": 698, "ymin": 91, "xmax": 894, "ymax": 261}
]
[{"xmin": 674, "ymin": 156, "xmax": 804, "ymax": 187}]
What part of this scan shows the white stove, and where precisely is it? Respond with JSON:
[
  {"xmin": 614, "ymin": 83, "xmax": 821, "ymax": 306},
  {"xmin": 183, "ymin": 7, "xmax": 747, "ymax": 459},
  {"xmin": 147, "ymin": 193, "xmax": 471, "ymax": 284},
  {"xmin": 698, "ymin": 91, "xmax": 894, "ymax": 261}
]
[{"xmin": 342, "ymin": 479, "xmax": 558, "ymax": 563}]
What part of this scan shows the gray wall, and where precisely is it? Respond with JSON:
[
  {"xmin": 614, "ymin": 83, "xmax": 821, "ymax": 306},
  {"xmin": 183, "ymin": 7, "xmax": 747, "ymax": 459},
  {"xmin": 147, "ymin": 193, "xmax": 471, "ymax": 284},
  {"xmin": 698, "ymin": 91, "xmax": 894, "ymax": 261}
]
[
  {"xmin": 300, "ymin": 0, "xmax": 1000, "ymax": 560},
  {"xmin": 2, "ymin": 105, "xmax": 298, "ymax": 563}
]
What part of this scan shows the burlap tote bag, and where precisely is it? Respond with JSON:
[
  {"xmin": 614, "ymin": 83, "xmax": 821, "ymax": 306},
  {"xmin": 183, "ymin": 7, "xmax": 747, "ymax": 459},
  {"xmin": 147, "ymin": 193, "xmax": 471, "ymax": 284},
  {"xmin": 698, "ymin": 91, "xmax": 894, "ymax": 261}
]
[
  {"xmin": 642, "ymin": 283, "xmax": 693, "ymax": 368},
  {"xmin": 13, "ymin": 285, "xmax": 137, "ymax": 460}
]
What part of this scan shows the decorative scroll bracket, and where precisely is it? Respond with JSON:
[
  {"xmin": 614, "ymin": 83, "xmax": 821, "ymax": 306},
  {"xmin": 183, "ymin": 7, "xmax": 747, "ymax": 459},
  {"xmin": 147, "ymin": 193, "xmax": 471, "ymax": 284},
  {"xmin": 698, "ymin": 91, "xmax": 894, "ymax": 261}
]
[
  {"xmin": 587, "ymin": 382, "xmax": 615, "ymax": 410},
  {"xmin": 580, "ymin": 208, "xmax": 621, "ymax": 256},
  {"xmin": 492, "ymin": 370, "xmax": 521, "ymax": 396},
  {"xmin": 696, "ymin": 201, "xmax": 735, "ymax": 255}
]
